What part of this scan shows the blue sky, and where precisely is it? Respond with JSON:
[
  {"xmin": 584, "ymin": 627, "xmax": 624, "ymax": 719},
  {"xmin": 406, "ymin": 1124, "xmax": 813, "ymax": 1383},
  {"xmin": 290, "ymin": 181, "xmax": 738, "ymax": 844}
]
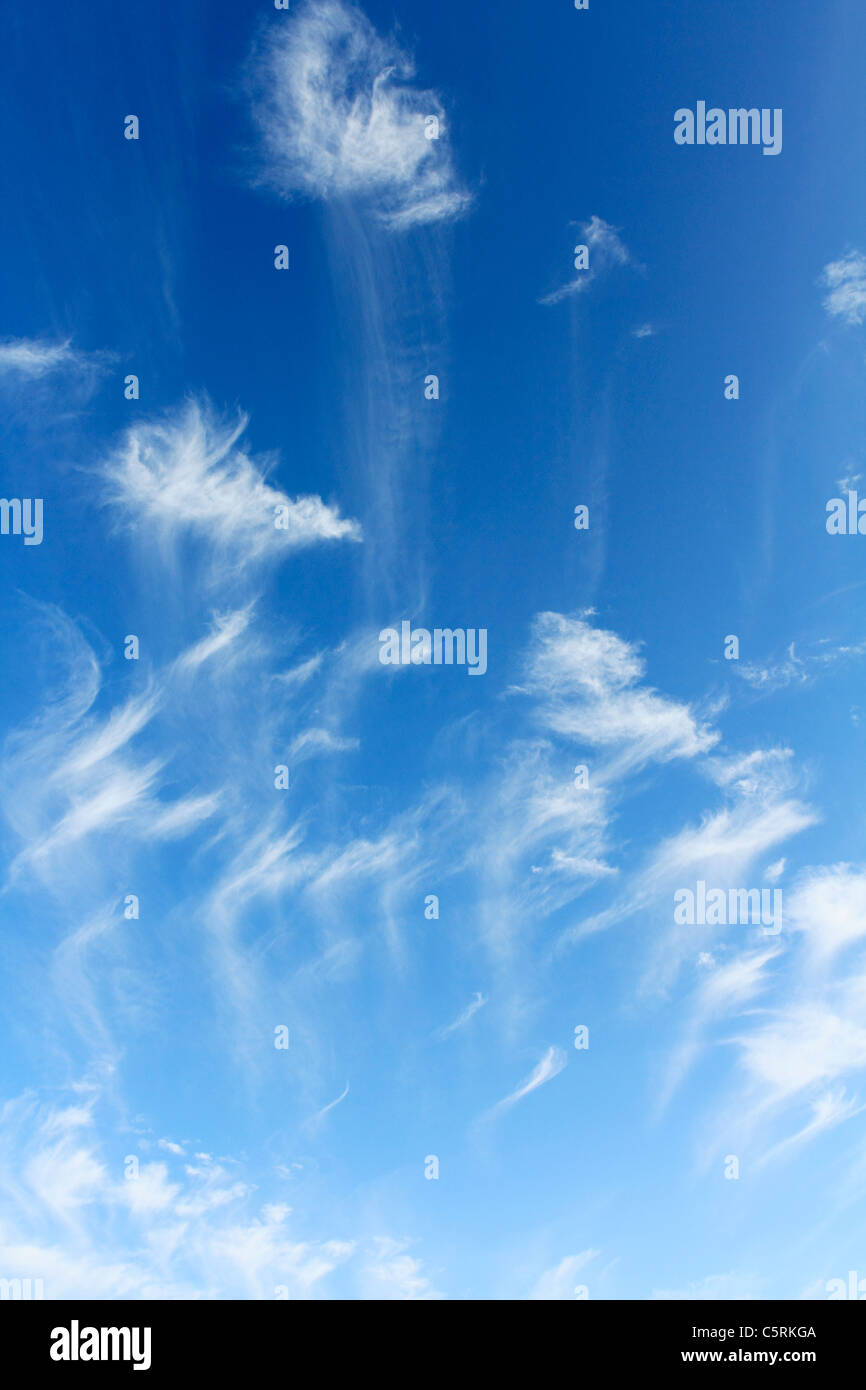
[{"xmin": 1, "ymin": 0, "xmax": 866, "ymax": 1300}]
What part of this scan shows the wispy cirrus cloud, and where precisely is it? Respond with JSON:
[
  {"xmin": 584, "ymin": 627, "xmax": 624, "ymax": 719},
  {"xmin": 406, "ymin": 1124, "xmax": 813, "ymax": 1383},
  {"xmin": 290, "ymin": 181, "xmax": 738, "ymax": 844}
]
[
  {"xmin": 540, "ymin": 216, "xmax": 633, "ymax": 306},
  {"xmin": 360, "ymin": 1237, "xmax": 442, "ymax": 1299},
  {"xmin": 101, "ymin": 398, "xmax": 361, "ymax": 577},
  {"xmin": 578, "ymin": 746, "xmax": 816, "ymax": 967},
  {"xmin": 244, "ymin": 2, "xmax": 466, "ymax": 604},
  {"xmin": 0, "ymin": 1088, "xmax": 437, "ymax": 1299},
  {"xmin": 0, "ymin": 608, "xmax": 227, "ymax": 887},
  {"xmin": 0, "ymin": 337, "xmax": 105, "ymax": 379},
  {"xmin": 288, "ymin": 727, "xmax": 360, "ymax": 762},
  {"xmin": 663, "ymin": 859, "xmax": 866, "ymax": 1173},
  {"xmin": 786, "ymin": 865, "xmax": 866, "ymax": 965},
  {"xmin": 484, "ymin": 1045, "xmax": 567, "ymax": 1118},
  {"xmin": 821, "ymin": 250, "xmax": 866, "ymax": 325},
  {"xmin": 737, "ymin": 636, "xmax": 866, "ymax": 692},
  {"xmin": 248, "ymin": 0, "xmax": 471, "ymax": 231},
  {"xmin": 468, "ymin": 613, "xmax": 719, "ymax": 976},
  {"xmin": 434, "ymin": 991, "xmax": 487, "ymax": 1040},
  {"xmin": 755, "ymin": 1089, "xmax": 865, "ymax": 1169},
  {"xmin": 303, "ymin": 1081, "xmax": 350, "ymax": 1134},
  {"xmin": 174, "ymin": 606, "xmax": 256, "ymax": 674},
  {"xmin": 521, "ymin": 611, "xmax": 718, "ymax": 769},
  {"xmin": 530, "ymin": 1250, "xmax": 599, "ymax": 1300}
]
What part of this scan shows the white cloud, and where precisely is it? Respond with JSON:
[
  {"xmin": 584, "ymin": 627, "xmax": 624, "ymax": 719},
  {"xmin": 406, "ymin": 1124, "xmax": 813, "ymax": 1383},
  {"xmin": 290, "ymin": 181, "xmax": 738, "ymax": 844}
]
[
  {"xmin": 655, "ymin": 942, "xmax": 781, "ymax": 1117},
  {"xmin": 530, "ymin": 1250, "xmax": 599, "ymax": 1300},
  {"xmin": 276, "ymin": 653, "xmax": 324, "ymax": 688},
  {"xmin": 306, "ymin": 1082, "xmax": 350, "ymax": 1129},
  {"xmin": 756, "ymin": 1089, "xmax": 864, "ymax": 1168},
  {"xmin": 157, "ymin": 1139, "xmax": 186, "ymax": 1156},
  {"xmin": 146, "ymin": 792, "xmax": 222, "ymax": 839},
  {"xmin": 552, "ymin": 743, "xmax": 814, "ymax": 1030},
  {"xmin": 735, "ymin": 637, "xmax": 866, "ymax": 693},
  {"xmin": 58, "ymin": 692, "xmax": 160, "ymax": 780},
  {"xmin": 249, "ymin": 0, "xmax": 470, "ymax": 230},
  {"xmin": 667, "ymin": 857, "xmax": 866, "ymax": 1167},
  {"xmin": 786, "ymin": 865, "xmax": 866, "ymax": 963},
  {"xmin": 0, "ymin": 1090, "xmax": 419, "ymax": 1299},
  {"xmin": 288, "ymin": 727, "xmax": 360, "ymax": 761},
  {"xmin": 470, "ymin": 614, "xmax": 723, "ymax": 975},
  {"xmin": 175, "ymin": 607, "xmax": 255, "ymax": 673},
  {"xmin": 523, "ymin": 612, "xmax": 717, "ymax": 769},
  {"xmin": 0, "ymin": 605, "xmax": 240, "ymax": 912},
  {"xmin": 486, "ymin": 1046, "xmax": 567, "ymax": 1116},
  {"xmin": 737, "ymin": 1007, "xmax": 866, "ymax": 1101},
  {"xmin": 20, "ymin": 759, "xmax": 165, "ymax": 868},
  {"xmin": 120, "ymin": 1162, "xmax": 181, "ymax": 1215},
  {"xmin": 540, "ymin": 216, "xmax": 633, "ymax": 306},
  {"xmin": 305, "ymin": 797, "xmax": 447, "ymax": 965},
  {"xmin": 311, "ymin": 824, "xmax": 425, "ymax": 896},
  {"xmin": 696, "ymin": 944, "xmax": 780, "ymax": 1016},
  {"xmin": 821, "ymin": 250, "xmax": 866, "ymax": 324},
  {"xmin": 361, "ymin": 1237, "xmax": 441, "ymax": 1300},
  {"xmin": 101, "ymin": 398, "xmax": 361, "ymax": 576},
  {"xmin": 533, "ymin": 848, "xmax": 616, "ymax": 880},
  {"xmin": 645, "ymin": 796, "xmax": 814, "ymax": 887},
  {"xmin": 435, "ymin": 992, "xmax": 487, "ymax": 1040},
  {"xmin": 0, "ymin": 337, "xmax": 100, "ymax": 378},
  {"xmin": 24, "ymin": 1144, "xmax": 108, "ymax": 1223}
]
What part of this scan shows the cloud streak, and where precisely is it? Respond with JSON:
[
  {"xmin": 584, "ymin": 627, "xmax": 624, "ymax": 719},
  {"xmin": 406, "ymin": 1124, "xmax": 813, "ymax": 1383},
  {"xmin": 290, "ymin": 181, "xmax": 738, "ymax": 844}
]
[
  {"xmin": 485, "ymin": 1046, "xmax": 567, "ymax": 1117},
  {"xmin": 540, "ymin": 216, "xmax": 633, "ymax": 306},
  {"xmin": 0, "ymin": 337, "xmax": 104, "ymax": 379}
]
